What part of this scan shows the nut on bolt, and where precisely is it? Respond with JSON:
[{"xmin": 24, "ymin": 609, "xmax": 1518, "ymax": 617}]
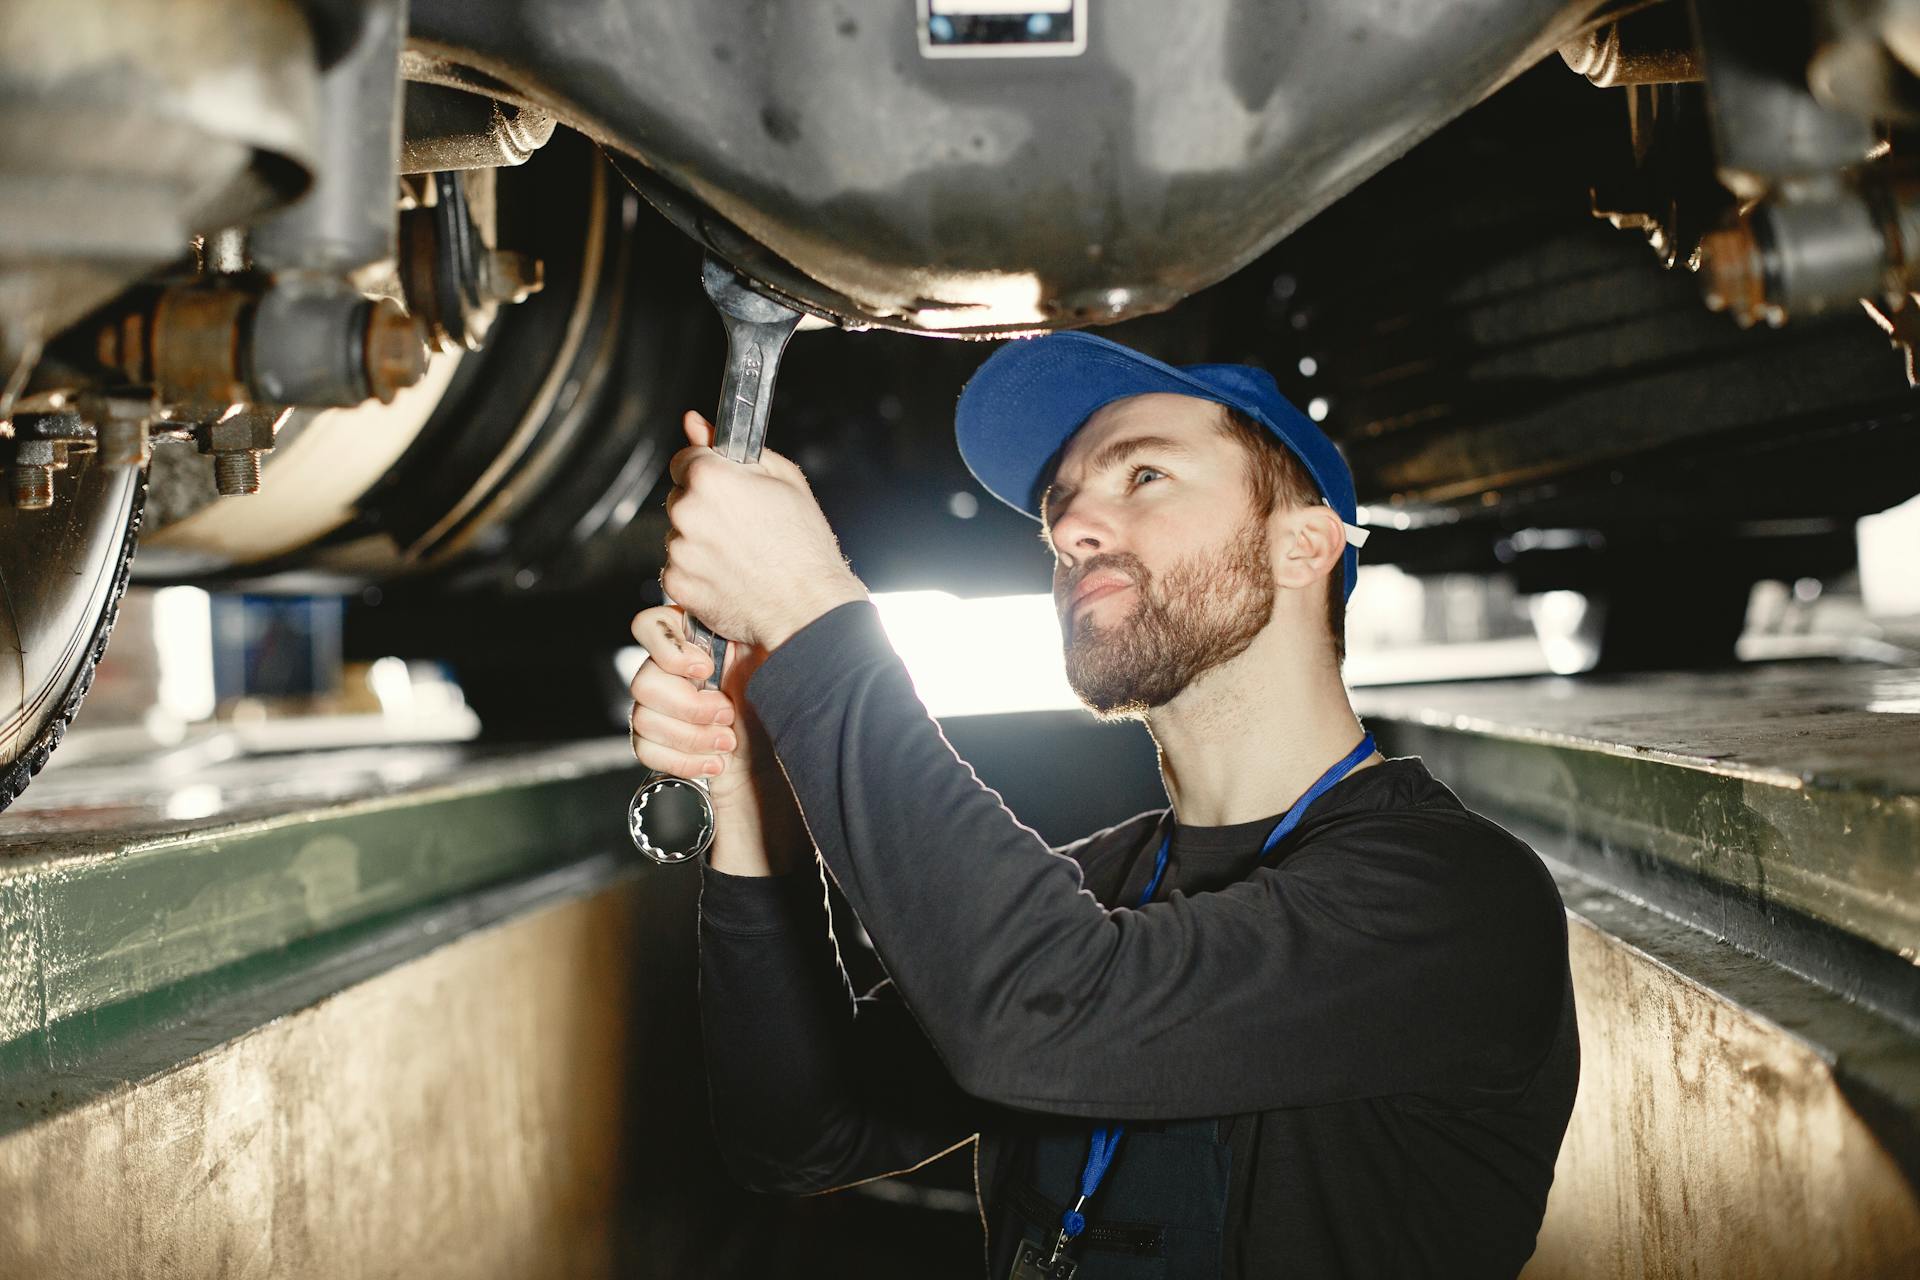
[
  {"xmin": 98, "ymin": 414, "xmax": 152, "ymax": 469},
  {"xmin": 76, "ymin": 394, "xmax": 155, "ymax": 469},
  {"xmin": 478, "ymin": 250, "xmax": 543, "ymax": 306},
  {"xmin": 1697, "ymin": 222, "xmax": 1768, "ymax": 328},
  {"xmin": 363, "ymin": 297, "xmax": 428, "ymax": 404},
  {"xmin": 199, "ymin": 406, "xmax": 284, "ymax": 498}
]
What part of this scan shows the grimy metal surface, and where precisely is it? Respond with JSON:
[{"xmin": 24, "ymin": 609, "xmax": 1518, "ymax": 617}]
[
  {"xmin": 1530, "ymin": 868, "xmax": 1920, "ymax": 1279},
  {"xmin": 0, "ymin": 737, "xmax": 768, "ymax": 1276},
  {"xmin": 0, "ymin": 740, "xmax": 651, "ymax": 1129},
  {"xmin": 408, "ymin": 0, "xmax": 1592, "ymax": 333},
  {"xmin": 0, "ymin": 870, "xmax": 709, "ymax": 1279},
  {"xmin": 1356, "ymin": 661, "xmax": 1920, "ymax": 975},
  {"xmin": 1357, "ymin": 660, "xmax": 1920, "ymax": 1275}
]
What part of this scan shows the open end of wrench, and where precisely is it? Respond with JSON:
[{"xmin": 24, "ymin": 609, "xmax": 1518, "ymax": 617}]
[{"xmin": 701, "ymin": 256, "xmax": 810, "ymax": 327}]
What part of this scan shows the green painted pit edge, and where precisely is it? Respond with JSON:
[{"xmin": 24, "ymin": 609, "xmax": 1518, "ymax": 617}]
[
  {"xmin": 0, "ymin": 757, "xmax": 650, "ymax": 1099},
  {"xmin": 1372, "ymin": 720, "xmax": 1920, "ymax": 961}
]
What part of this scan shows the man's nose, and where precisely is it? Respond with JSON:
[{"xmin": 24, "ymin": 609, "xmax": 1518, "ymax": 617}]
[{"xmin": 1048, "ymin": 496, "xmax": 1114, "ymax": 567}]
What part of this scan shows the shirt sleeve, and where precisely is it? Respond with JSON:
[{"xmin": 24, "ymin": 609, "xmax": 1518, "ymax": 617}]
[
  {"xmin": 698, "ymin": 859, "xmax": 981, "ymax": 1193},
  {"xmin": 747, "ymin": 602, "xmax": 1570, "ymax": 1120}
]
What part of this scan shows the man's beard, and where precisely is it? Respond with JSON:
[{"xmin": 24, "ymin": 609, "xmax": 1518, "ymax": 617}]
[{"xmin": 1058, "ymin": 514, "xmax": 1276, "ymax": 720}]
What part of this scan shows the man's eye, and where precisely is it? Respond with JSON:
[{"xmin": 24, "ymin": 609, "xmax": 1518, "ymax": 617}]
[{"xmin": 1129, "ymin": 465, "xmax": 1166, "ymax": 488}]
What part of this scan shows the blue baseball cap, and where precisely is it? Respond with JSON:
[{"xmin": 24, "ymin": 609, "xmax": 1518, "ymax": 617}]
[{"xmin": 955, "ymin": 331, "xmax": 1369, "ymax": 600}]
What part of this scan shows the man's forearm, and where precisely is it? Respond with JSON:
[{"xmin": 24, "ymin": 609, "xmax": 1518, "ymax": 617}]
[
  {"xmin": 700, "ymin": 864, "xmax": 979, "ymax": 1194},
  {"xmin": 745, "ymin": 602, "xmax": 1107, "ymax": 1098},
  {"xmin": 707, "ymin": 768, "xmax": 809, "ymax": 877},
  {"xmin": 700, "ymin": 864, "xmax": 862, "ymax": 1191}
]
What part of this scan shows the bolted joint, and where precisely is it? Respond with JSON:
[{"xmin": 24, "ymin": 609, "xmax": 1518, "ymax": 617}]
[
  {"xmin": 100, "ymin": 281, "xmax": 428, "ymax": 412},
  {"xmin": 1697, "ymin": 222, "xmax": 1767, "ymax": 326},
  {"xmin": 398, "ymin": 171, "xmax": 544, "ymax": 352},
  {"xmin": 1697, "ymin": 183, "xmax": 1915, "ymax": 329},
  {"xmin": 246, "ymin": 283, "xmax": 375, "ymax": 406},
  {"xmin": 477, "ymin": 250, "xmax": 543, "ymax": 306},
  {"xmin": 201, "ymin": 406, "xmax": 281, "ymax": 455},
  {"xmin": 198, "ymin": 405, "xmax": 285, "ymax": 497},
  {"xmin": 97, "ymin": 415, "xmax": 151, "ymax": 470},
  {"xmin": 149, "ymin": 286, "xmax": 254, "ymax": 409},
  {"xmin": 76, "ymin": 394, "xmax": 155, "ymax": 469},
  {"xmin": 87, "ymin": 286, "xmax": 246, "ymax": 409},
  {"xmin": 362, "ymin": 297, "xmax": 429, "ymax": 404},
  {"xmin": 248, "ymin": 283, "xmax": 427, "ymax": 407}
]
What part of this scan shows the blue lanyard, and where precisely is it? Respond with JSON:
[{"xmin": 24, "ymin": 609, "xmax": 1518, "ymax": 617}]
[
  {"xmin": 1132, "ymin": 732, "xmax": 1378, "ymax": 909},
  {"xmin": 1051, "ymin": 732, "xmax": 1379, "ymax": 1261}
]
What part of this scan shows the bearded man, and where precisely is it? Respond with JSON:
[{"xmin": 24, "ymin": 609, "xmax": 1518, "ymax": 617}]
[{"xmin": 628, "ymin": 332, "xmax": 1579, "ymax": 1279}]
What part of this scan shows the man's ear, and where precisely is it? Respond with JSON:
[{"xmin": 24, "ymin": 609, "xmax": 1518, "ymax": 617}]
[{"xmin": 1272, "ymin": 504, "xmax": 1347, "ymax": 591}]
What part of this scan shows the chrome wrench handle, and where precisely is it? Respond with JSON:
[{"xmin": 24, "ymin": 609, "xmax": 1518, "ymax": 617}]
[{"xmin": 628, "ymin": 256, "xmax": 805, "ymax": 864}]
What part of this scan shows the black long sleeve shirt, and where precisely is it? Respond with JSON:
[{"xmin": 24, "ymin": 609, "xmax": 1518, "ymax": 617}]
[{"xmin": 699, "ymin": 602, "xmax": 1579, "ymax": 1277}]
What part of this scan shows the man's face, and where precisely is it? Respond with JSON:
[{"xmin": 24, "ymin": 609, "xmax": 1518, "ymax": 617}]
[{"xmin": 1041, "ymin": 394, "xmax": 1275, "ymax": 718}]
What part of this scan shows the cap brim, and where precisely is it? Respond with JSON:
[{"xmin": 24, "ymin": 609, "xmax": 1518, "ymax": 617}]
[
  {"xmin": 955, "ymin": 332, "xmax": 1243, "ymax": 518},
  {"xmin": 954, "ymin": 331, "xmax": 1366, "ymax": 602}
]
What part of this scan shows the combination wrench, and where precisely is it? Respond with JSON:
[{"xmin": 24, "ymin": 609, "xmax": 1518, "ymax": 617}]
[{"xmin": 628, "ymin": 255, "xmax": 805, "ymax": 864}]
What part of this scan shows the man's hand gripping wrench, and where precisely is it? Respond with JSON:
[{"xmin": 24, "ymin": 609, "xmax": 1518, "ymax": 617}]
[{"xmin": 628, "ymin": 256, "xmax": 805, "ymax": 864}]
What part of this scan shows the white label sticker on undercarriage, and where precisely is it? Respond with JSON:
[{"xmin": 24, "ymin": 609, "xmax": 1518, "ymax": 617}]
[{"xmin": 918, "ymin": 0, "xmax": 1087, "ymax": 59}]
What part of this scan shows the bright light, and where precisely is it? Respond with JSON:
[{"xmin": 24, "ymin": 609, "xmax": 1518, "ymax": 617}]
[
  {"xmin": 1306, "ymin": 397, "xmax": 1330, "ymax": 422},
  {"xmin": 163, "ymin": 783, "xmax": 223, "ymax": 822},
  {"xmin": 367, "ymin": 655, "xmax": 415, "ymax": 717},
  {"xmin": 1528, "ymin": 590, "xmax": 1598, "ymax": 675},
  {"xmin": 910, "ymin": 271, "xmax": 1046, "ymax": 330},
  {"xmin": 1859, "ymin": 493, "xmax": 1920, "ymax": 618},
  {"xmin": 151, "ymin": 586, "xmax": 215, "ymax": 722},
  {"xmin": 871, "ymin": 591, "xmax": 1082, "ymax": 717},
  {"xmin": 1298, "ymin": 356, "xmax": 1318, "ymax": 377},
  {"xmin": 614, "ymin": 595, "xmax": 1082, "ymax": 719}
]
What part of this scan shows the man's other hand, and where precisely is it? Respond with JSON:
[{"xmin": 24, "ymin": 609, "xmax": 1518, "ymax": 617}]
[
  {"xmin": 628, "ymin": 602, "xmax": 806, "ymax": 874},
  {"xmin": 662, "ymin": 411, "xmax": 868, "ymax": 651},
  {"xmin": 627, "ymin": 602, "xmax": 747, "ymax": 789}
]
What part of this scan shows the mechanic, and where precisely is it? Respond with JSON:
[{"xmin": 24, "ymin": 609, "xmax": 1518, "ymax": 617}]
[{"xmin": 627, "ymin": 332, "xmax": 1580, "ymax": 1279}]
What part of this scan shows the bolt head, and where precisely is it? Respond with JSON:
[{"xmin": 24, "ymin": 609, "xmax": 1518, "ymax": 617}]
[
  {"xmin": 205, "ymin": 407, "xmax": 278, "ymax": 453},
  {"xmin": 13, "ymin": 438, "xmax": 56, "ymax": 467}
]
